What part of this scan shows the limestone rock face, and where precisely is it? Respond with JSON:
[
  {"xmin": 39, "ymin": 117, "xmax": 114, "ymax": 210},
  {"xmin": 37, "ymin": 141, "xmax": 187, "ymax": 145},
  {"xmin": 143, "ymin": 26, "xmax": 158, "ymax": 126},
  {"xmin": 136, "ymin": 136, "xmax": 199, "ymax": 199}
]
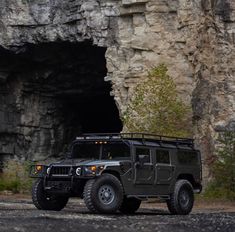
[
  {"xmin": 109, "ymin": 0, "xmax": 235, "ymax": 181},
  {"xmin": 0, "ymin": 0, "xmax": 234, "ymax": 181},
  {"xmin": 0, "ymin": 0, "xmax": 119, "ymax": 47}
]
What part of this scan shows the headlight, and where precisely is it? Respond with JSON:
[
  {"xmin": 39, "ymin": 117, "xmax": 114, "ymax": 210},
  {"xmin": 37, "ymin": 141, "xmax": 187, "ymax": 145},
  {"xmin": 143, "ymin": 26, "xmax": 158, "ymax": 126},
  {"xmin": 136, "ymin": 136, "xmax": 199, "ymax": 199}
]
[
  {"xmin": 84, "ymin": 166, "xmax": 97, "ymax": 176},
  {"xmin": 83, "ymin": 166, "xmax": 104, "ymax": 176},
  {"xmin": 76, "ymin": 167, "xmax": 82, "ymax": 176}
]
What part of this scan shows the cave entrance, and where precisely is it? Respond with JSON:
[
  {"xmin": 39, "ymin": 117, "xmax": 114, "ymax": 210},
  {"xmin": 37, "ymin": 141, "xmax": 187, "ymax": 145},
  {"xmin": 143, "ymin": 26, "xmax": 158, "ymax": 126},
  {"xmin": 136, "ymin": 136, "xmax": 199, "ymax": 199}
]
[{"xmin": 0, "ymin": 41, "xmax": 122, "ymax": 160}]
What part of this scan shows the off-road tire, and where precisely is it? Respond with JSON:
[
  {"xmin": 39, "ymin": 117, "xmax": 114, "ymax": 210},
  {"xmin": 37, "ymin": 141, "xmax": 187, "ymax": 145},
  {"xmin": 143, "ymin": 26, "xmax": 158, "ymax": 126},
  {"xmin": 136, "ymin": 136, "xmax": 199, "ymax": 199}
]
[
  {"xmin": 83, "ymin": 174, "xmax": 124, "ymax": 214},
  {"xmin": 119, "ymin": 197, "xmax": 141, "ymax": 214},
  {"xmin": 32, "ymin": 179, "xmax": 68, "ymax": 211},
  {"xmin": 167, "ymin": 179, "xmax": 194, "ymax": 215}
]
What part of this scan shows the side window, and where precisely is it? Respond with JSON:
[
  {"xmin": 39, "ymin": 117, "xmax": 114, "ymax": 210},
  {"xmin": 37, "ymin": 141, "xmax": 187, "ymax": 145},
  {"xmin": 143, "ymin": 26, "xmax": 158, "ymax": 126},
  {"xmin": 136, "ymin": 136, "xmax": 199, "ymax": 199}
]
[
  {"xmin": 177, "ymin": 151, "xmax": 198, "ymax": 165},
  {"xmin": 156, "ymin": 150, "xmax": 170, "ymax": 164},
  {"xmin": 136, "ymin": 147, "xmax": 151, "ymax": 164}
]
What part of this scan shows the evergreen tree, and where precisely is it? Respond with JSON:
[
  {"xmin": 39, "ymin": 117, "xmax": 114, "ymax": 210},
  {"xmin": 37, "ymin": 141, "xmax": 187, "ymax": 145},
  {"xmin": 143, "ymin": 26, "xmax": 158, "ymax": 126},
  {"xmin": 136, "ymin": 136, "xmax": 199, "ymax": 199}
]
[
  {"xmin": 210, "ymin": 131, "xmax": 235, "ymax": 199},
  {"xmin": 122, "ymin": 64, "xmax": 191, "ymax": 137}
]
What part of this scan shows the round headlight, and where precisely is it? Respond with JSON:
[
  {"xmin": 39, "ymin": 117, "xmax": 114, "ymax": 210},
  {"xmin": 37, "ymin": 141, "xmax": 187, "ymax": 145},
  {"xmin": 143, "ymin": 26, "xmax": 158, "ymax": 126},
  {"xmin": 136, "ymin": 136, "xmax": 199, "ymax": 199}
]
[
  {"xmin": 76, "ymin": 167, "xmax": 81, "ymax": 176},
  {"xmin": 47, "ymin": 167, "xmax": 50, "ymax": 175}
]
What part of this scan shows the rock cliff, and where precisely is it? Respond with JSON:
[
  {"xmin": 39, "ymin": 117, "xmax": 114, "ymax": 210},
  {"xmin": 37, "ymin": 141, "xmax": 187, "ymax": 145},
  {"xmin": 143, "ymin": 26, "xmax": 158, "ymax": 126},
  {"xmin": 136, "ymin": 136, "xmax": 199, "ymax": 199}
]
[{"xmin": 0, "ymin": 0, "xmax": 234, "ymax": 181}]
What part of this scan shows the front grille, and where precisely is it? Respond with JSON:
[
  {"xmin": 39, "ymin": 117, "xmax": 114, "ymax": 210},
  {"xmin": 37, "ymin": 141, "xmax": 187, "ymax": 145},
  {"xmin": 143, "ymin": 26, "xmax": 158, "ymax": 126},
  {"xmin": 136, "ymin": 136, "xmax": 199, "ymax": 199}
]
[{"xmin": 50, "ymin": 166, "xmax": 71, "ymax": 176}]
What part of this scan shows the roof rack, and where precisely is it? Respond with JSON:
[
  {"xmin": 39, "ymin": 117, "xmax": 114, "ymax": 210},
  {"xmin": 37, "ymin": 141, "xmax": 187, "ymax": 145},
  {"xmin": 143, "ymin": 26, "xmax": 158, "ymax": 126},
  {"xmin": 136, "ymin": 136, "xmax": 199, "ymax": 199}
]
[{"xmin": 76, "ymin": 133, "xmax": 194, "ymax": 148}]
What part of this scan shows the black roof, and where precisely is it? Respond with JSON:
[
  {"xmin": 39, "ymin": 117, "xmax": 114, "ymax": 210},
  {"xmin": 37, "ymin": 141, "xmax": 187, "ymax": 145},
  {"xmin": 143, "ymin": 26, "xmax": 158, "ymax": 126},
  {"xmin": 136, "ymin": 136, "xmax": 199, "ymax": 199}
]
[{"xmin": 75, "ymin": 133, "xmax": 194, "ymax": 149}]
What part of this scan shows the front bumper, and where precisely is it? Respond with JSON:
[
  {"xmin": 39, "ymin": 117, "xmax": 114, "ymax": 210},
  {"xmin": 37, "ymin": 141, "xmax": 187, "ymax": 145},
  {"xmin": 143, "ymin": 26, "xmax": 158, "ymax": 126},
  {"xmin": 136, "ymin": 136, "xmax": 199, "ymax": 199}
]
[{"xmin": 44, "ymin": 179, "xmax": 75, "ymax": 194}]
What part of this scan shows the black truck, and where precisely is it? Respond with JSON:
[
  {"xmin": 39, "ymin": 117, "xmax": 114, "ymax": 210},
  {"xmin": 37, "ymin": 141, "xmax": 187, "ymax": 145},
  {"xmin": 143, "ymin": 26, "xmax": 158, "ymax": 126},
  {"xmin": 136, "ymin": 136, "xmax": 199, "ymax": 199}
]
[{"xmin": 30, "ymin": 133, "xmax": 202, "ymax": 215}]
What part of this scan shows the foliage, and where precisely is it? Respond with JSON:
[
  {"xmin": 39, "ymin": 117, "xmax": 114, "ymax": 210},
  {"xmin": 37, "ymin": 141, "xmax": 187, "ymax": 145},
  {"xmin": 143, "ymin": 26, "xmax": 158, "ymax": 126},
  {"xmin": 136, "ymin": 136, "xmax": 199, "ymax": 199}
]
[
  {"xmin": 203, "ymin": 183, "xmax": 235, "ymax": 200},
  {"xmin": 203, "ymin": 131, "xmax": 235, "ymax": 200},
  {"xmin": 122, "ymin": 64, "xmax": 192, "ymax": 137},
  {"xmin": 0, "ymin": 159, "xmax": 33, "ymax": 193}
]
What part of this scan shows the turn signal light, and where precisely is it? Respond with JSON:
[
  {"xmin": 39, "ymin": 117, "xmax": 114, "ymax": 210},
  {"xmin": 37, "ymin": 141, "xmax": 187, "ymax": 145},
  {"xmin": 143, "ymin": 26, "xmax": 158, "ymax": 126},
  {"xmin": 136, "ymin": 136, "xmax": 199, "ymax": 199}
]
[
  {"xmin": 36, "ymin": 165, "xmax": 43, "ymax": 172},
  {"xmin": 90, "ymin": 166, "xmax": 97, "ymax": 171}
]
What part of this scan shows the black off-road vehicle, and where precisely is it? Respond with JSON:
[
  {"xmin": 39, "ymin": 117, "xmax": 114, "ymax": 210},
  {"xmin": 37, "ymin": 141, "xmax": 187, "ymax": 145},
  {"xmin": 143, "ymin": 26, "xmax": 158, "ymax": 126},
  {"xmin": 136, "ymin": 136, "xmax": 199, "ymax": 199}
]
[{"xmin": 30, "ymin": 133, "xmax": 202, "ymax": 215}]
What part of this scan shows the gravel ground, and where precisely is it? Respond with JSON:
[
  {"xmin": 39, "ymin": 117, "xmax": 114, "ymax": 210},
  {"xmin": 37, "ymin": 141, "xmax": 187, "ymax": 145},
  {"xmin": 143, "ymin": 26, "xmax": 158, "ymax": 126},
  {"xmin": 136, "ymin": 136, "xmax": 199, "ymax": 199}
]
[{"xmin": 0, "ymin": 195, "xmax": 234, "ymax": 232}]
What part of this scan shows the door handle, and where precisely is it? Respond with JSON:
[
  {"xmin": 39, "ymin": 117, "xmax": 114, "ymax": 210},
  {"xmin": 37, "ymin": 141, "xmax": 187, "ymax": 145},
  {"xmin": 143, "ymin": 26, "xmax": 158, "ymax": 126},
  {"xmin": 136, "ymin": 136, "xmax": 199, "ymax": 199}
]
[{"xmin": 135, "ymin": 162, "xmax": 140, "ymax": 168}]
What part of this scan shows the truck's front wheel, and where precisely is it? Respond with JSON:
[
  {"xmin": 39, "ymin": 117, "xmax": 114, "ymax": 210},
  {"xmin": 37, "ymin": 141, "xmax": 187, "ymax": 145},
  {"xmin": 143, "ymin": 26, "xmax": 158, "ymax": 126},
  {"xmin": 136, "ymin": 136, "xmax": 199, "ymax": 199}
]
[
  {"xmin": 32, "ymin": 179, "xmax": 68, "ymax": 211},
  {"xmin": 83, "ymin": 174, "xmax": 124, "ymax": 213}
]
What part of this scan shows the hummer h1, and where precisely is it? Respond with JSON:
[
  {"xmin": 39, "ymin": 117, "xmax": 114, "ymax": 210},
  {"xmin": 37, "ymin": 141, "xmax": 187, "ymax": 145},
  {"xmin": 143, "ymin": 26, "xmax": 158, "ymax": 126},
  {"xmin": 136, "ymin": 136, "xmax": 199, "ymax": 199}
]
[{"xmin": 30, "ymin": 133, "xmax": 202, "ymax": 215}]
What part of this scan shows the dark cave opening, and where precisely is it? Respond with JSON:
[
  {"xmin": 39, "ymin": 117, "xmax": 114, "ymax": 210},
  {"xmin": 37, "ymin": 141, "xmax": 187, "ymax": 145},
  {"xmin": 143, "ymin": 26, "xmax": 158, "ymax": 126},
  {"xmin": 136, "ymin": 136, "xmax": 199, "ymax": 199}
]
[{"xmin": 0, "ymin": 41, "xmax": 122, "ymax": 159}]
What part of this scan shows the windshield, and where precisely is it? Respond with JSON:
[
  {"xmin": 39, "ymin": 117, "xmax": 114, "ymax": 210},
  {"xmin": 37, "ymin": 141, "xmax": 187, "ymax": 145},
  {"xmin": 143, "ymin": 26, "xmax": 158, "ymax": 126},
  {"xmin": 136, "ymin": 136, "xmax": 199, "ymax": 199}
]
[{"xmin": 71, "ymin": 142, "xmax": 130, "ymax": 160}]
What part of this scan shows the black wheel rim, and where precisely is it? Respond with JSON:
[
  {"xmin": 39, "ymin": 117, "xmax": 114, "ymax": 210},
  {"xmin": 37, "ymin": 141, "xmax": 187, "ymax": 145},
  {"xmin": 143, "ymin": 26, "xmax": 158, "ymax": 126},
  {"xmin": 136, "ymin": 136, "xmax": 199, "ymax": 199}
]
[{"xmin": 179, "ymin": 189, "xmax": 190, "ymax": 208}]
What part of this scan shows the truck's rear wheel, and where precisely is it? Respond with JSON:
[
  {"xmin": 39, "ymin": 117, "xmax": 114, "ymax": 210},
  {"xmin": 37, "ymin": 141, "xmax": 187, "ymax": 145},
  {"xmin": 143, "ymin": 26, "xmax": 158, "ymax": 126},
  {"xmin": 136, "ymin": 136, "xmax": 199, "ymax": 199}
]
[
  {"xmin": 119, "ymin": 197, "xmax": 141, "ymax": 214},
  {"xmin": 167, "ymin": 179, "xmax": 194, "ymax": 215},
  {"xmin": 83, "ymin": 174, "xmax": 123, "ymax": 213},
  {"xmin": 32, "ymin": 179, "xmax": 68, "ymax": 211}
]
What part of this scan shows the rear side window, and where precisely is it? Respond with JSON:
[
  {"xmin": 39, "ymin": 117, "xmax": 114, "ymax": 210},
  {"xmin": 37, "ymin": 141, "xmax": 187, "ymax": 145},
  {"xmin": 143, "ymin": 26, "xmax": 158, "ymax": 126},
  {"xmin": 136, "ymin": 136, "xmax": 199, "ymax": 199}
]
[
  {"xmin": 177, "ymin": 151, "xmax": 198, "ymax": 165},
  {"xmin": 156, "ymin": 150, "xmax": 170, "ymax": 164}
]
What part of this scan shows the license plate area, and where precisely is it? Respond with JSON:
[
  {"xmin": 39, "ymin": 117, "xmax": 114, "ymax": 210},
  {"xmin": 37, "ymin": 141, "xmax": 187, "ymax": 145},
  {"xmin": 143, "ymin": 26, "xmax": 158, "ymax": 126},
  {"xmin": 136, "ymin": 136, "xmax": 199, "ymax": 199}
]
[{"xmin": 45, "ymin": 180, "xmax": 72, "ymax": 191}]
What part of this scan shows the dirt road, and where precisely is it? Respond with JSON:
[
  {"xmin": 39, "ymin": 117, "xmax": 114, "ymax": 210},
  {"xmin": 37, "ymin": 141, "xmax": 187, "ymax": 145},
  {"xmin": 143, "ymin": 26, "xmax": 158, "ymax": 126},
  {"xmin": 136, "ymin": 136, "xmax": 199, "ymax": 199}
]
[{"xmin": 0, "ymin": 196, "xmax": 234, "ymax": 232}]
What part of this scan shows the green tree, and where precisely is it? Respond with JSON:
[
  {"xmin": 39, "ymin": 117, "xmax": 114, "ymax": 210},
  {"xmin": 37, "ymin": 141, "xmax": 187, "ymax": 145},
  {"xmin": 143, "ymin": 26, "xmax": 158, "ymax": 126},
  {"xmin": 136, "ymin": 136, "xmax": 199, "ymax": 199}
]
[
  {"xmin": 207, "ymin": 131, "xmax": 235, "ymax": 200},
  {"xmin": 122, "ymin": 64, "xmax": 192, "ymax": 137}
]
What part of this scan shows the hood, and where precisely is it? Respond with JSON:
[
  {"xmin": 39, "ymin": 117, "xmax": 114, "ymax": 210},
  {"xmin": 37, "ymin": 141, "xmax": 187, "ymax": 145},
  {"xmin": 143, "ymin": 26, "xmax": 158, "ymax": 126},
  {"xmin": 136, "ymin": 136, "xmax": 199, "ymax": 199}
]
[{"xmin": 49, "ymin": 159, "xmax": 121, "ymax": 167}]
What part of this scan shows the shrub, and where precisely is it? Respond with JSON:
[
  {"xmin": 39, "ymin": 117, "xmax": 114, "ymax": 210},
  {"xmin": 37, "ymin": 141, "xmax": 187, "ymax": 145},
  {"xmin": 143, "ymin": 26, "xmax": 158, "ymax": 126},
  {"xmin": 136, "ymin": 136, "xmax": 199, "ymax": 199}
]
[
  {"xmin": 0, "ymin": 159, "xmax": 33, "ymax": 193},
  {"xmin": 203, "ymin": 131, "xmax": 235, "ymax": 200},
  {"xmin": 122, "ymin": 64, "xmax": 192, "ymax": 137}
]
